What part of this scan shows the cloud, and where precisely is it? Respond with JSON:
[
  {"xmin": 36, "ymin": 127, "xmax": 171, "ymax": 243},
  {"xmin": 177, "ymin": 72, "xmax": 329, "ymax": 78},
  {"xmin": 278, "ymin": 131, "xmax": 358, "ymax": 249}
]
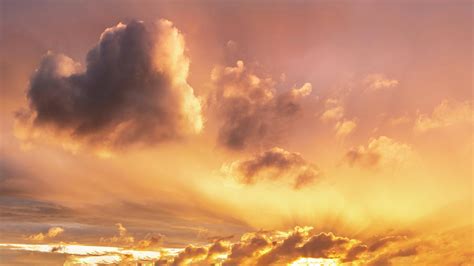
[
  {"xmin": 334, "ymin": 119, "xmax": 357, "ymax": 138},
  {"xmin": 319, "ymin": 98, "xmax": 357, "ymax": 138},
  {"xmin": 171, "ymin": 245, "xmax": 207, "ymax": 265},
  {"xmin": 136, "ymin": 233, "xmax": 164, "ymax": 249},
  {"xmin": 159, "ymin": 240, "xmax": 231, "ymax": 265},
  {"xmin": 222, "ymin": 147, "xmax": 321, "ymax": 189},
  {"xmin": 368, "ymin": 235, "xmax": 407, "ymax": 252},
  {"xmin": 320, "ymin": 106, "xmax": 344, "ymax": 122},
  {"xmin": 225, "ymin": 227, "xmax": 362, "ymax": 266},
  {"xmin": 414, "ymin": 100, "xmax": 472, "ymax": 133},
  {"xmin": 364, "ymin": 74, "xmax": 399, "ymax": 91},
  {"xmin": 344, "ymin": 136, "xmax": 414, "ymax": 169},
  {"xmin": 3, "ymin": 225, "xmax": 471, "ymax": 266},
  {"xmin": 367, "ymin": 246, "xmax": 418, "ymax": 266},
  {"xmin": 343, "ymin": 243, "xmax": 368, "ymax": 262},
  {"xmin": 15, "ymin": 19, "xmax": 203, "ymax": 151},
  {"xmin": 209, "ymin": 60, "xmax": 312, "ymax": 150},
  {"xmin": 27, "ymin": 227, "xmax": 64, "ymax": 242},
  {"xmin": 223, "ymin": 234, "xmax": 271, "ymax": 265},
  {"xmin": 100, "ymin": 223, "xmax": 134, "ymax": 245}
]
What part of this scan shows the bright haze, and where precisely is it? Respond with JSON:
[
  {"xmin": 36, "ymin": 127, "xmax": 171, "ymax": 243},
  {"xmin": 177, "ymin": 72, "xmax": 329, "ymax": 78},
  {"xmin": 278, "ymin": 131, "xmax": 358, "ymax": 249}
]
[{"xmin": 0, "ymin": 0, "xmax": 472, "ymax": 265}]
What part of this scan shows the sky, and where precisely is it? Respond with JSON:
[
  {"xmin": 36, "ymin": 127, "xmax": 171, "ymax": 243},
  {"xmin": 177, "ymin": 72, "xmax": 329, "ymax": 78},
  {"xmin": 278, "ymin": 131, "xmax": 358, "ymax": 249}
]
[{"xmin": 0, "ymin": 0, "xmax": 472, "ymax": 265}]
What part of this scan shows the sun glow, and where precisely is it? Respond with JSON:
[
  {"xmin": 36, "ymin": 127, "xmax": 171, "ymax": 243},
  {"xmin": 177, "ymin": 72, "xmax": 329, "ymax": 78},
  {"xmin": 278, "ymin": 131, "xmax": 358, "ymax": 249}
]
[
  {"xmin": 0, "ymin": 243, "xmax": 167, "ymax": 264},
  {"xmin": 289, "ymin": 257, "xmax": 340, "ymax": 266}
]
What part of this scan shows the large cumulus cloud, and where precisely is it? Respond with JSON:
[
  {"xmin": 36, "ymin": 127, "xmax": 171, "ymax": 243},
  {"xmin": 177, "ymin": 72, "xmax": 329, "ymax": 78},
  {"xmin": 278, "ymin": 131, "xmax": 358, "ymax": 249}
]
[
  {"xmin": 16, "ymin": 19, "xmax": 203, "ymax": 150},
  {"xmin": 209, "ymin": 60, "xmax": 312, "ymax": 150},
  {"xmin": 221, "ymin": 147, "xmax": 321, "ymax": 189}
]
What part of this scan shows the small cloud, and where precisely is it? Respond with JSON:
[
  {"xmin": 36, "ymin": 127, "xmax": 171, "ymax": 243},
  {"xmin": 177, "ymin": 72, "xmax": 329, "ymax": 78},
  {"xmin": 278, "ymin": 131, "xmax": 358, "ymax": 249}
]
[
  {"xmin": 364, "ymin": 74, "xmax": 399, "ymax": 91},
  {"xmin": 27, "ymin": 226, "xmax": 64, "ymax": 242},
  {"xmin": 136, "ymin": 233, "xmax": 164, "ymax": 249},
  {"xmin": 100, "ymin": 223, "xmax": 135, "ymax": 245},
  {"xmin": 222, "ymin": 147, "xmax": 321, "ymax": 189},
  {"xmin": 414, "ymin": 100, "xmax": 472, "ymax": 133},
  {"xmin": 344, "ymin": 136, "xmax": 414, "ymax": 169},
  {"xmin": 335, "ymin": 119, "xmax": 357, "ymax": 138},
  {"xmin": 321, "ymin": 106, "xmax": 344, "ymax": 122},
  {"xmin": 318, "ymin": 98, "xmax": 356, "ymax": 138}
]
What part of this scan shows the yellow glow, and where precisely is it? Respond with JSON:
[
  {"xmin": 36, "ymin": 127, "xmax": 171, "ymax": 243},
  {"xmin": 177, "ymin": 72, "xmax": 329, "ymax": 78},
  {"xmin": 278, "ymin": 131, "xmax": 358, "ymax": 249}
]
[
  {"xmin": 0, "ymin": 243, "xmax": 164, "ymax": 261},
  {"xmin": 289, "ymin": 257, "xmax": 340, "ymax": 266}
]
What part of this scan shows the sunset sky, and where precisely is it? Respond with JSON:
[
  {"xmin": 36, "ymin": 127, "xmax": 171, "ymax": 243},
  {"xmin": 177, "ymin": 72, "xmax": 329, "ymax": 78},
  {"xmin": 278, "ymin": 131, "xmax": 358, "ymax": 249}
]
[{"xmin": 0, "ymin": 0, "xmax": 472, "ymax": 265}]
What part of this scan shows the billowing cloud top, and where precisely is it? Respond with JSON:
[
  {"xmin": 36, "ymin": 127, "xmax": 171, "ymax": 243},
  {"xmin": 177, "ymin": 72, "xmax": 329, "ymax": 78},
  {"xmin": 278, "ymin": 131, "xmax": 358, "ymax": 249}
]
[
  {"xmin": 209, "ymin": 60, "xmax": 312, "ymax": 150},
  {"xmin": 16, "ymin": 20, "xmax": 203, "ymax": 150}
]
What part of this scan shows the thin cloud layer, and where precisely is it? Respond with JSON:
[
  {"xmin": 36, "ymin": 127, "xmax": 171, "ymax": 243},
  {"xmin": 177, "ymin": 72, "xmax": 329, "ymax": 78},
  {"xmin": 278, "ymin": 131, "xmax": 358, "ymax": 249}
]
[
  {"xmin": 222, "ymin": 147, "xmax": 320, "ymax": 189},
  {"xmin": 209, "ymin": 60, "xmax": 312, "ymax": 150},
  {"xmin": 15, "ymin": 19, "xmax": 203, "ymax": 150},
  {"xmin": 344, "ymin": 136, "xmax": 414, "ymax": 169}
]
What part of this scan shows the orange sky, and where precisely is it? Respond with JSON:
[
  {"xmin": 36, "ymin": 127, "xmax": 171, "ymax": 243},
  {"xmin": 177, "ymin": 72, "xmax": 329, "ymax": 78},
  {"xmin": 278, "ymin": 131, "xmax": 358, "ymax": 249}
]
[{"xmin": 0, "ymin": 0, "xmax": 472, "ymax": 265}]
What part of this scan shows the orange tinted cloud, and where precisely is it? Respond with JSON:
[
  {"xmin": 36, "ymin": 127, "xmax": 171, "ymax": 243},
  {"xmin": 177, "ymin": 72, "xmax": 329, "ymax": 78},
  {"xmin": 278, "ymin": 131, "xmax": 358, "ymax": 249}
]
[
  {"xmin": 364, "ymin": 73, "xmax": 399, "ymax": 92},
  {"xmin": 27, "ymin": 227, "xmax": 64, "ymax": 242},
  {"xmin": 344, "ymin": 136, "xmax": 414, "ymax": 169},
  {"xmin": 334, "ymin": 119, "xmax": 357, "ymax": 138},
  {"xmin": 100, "ymin": 223, "xmax": 135, "ymax": 245},
  {"xmin": 222, "ymin": 147, "xmax": 321, "ymax": 189},
  {"xmin": 415, "ymin": 100, "xmax": 472, "ymax": 133},
  {"xmin": 209, "ymin": 60, "xmax": 312, "ymax": 150},
  {"xmin": 2, "ymin": 223, "xmax": 472, "ymax": 265}
]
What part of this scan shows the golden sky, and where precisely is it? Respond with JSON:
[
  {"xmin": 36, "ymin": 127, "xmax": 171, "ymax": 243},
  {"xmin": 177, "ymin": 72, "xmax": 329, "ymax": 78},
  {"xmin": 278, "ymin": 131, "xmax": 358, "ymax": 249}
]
[{"xmin": 0, "ymin": 0, "xmax": 472, "ymax": 265}]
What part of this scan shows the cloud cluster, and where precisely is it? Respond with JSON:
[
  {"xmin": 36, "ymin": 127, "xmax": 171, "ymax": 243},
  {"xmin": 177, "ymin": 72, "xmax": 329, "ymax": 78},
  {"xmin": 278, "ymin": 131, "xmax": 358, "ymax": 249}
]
[
  {"xmin": 344, "ymin": 136, "xmax": 414, "ymax": 169},
  {"xmin": 414, "ymin": 100, "xmax": 472, "ymax": 133},
  {"xmin": 209, "ymin": 60, "xmax": 312, "ymax": 150},
  {"xmin": 27, "ymin": 227, "xmax": 64, "ymax": 242},
  {"xmin": 171, "ymin": 240, "xmax": 232, "ymax": 266},
  {"xmin": 166, "ymin": 227, "xmax": 410, "ymax": 266},
  {"xmin": 222, "ymin": 147, "xmax": 321, "ymax": 189},
  {"xmin": 320, "ymin": 98, "xmax": 357, "ymax": 139},
  {"xmin": 15, "ymin": 19, "xmax": 203, "ymax": 150},
  {"xmin": 6, "ymin": 224, "xmax": 470, "ymax": 266}
]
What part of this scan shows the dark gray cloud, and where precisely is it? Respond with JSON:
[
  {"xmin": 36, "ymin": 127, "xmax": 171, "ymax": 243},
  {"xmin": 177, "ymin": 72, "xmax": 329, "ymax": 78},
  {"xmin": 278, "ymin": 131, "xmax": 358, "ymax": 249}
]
[
  {"xmin": 16, "ymin": 19, "xmax": 202, "ymax": 150},
  {"xmin": 223, "ymin": 147, "xmax": 320, "ymax": 189},
  {"xmin": 209, "ymin": 60, "xmax": 312, "ymax": 150}
]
